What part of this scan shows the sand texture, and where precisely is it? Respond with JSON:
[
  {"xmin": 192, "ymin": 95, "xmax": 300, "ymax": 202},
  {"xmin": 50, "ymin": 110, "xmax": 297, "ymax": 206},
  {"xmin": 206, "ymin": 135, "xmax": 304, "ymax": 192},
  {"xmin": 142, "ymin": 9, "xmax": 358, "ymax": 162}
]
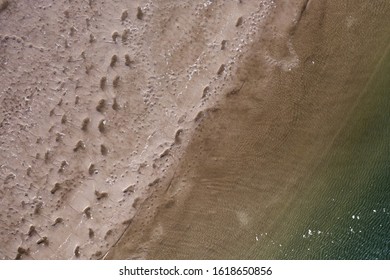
[{"xmin": 0, "ymin": 0, "xmax": 281, "ymax": 259}]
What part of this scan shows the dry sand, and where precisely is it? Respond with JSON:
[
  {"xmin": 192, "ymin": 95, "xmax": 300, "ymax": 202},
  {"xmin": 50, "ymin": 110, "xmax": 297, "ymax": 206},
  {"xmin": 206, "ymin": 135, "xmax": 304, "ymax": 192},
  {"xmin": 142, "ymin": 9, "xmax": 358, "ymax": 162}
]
[{"xmin": 0, "ymin": 0, "xmax": 286, "ymax": 259}]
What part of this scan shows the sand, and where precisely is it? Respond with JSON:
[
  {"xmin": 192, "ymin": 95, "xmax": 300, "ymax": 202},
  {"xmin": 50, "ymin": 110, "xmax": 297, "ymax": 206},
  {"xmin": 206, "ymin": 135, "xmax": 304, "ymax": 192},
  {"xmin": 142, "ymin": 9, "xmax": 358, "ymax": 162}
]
[
  {"xmin": 1, "ymin": 0, "xmax": 389, "ymax": 260},
  {"xmin": 0, "ymin": 0, "xmax": 279, "ymax": 259}
]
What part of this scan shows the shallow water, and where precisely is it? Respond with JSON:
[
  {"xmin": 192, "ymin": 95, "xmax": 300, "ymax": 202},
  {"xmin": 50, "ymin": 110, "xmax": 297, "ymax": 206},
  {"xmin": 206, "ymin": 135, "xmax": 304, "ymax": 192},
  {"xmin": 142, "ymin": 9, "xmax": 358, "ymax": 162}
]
[
  {"xmin": 255, "ymin": 2, "xmax": 390, "ymax": 259},
  {"xmin": 253, "ymin": 44, "xmax": 390, "ymax": 260}
]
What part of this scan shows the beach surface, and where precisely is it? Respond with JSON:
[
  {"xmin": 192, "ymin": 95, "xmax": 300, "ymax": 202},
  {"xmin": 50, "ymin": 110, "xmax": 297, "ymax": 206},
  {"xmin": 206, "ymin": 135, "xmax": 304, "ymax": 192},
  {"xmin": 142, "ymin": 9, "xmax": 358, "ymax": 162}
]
[{"xmin": 1, "ymin": 0, "xmax": 389, "ymax": 259}]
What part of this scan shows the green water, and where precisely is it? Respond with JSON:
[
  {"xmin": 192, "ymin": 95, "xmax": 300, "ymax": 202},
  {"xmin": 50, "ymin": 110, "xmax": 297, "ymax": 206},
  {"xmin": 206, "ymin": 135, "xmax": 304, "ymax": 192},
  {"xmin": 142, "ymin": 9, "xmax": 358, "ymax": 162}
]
[{"xmin": 253, "ymin": 47, "xmax": 390, "ymax": 260}]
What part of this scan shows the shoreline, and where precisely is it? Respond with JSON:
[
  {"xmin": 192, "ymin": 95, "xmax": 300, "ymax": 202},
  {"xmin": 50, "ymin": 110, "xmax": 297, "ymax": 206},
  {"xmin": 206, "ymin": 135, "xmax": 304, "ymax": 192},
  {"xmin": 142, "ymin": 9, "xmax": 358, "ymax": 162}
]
[
  {"xmin": 106, "ymin": 0, "xmax": 390, "ymax": 259},
  {"xmin": 106, "ymin": 0, "xmax": 320, "ymax": 259},
  {"xmin": 0, "ymin": 0, "xmax": 278, "ymax": 259},
  {"xmin": 1, "ymin": 0, "xmax": 389, "ymax": 260}
]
